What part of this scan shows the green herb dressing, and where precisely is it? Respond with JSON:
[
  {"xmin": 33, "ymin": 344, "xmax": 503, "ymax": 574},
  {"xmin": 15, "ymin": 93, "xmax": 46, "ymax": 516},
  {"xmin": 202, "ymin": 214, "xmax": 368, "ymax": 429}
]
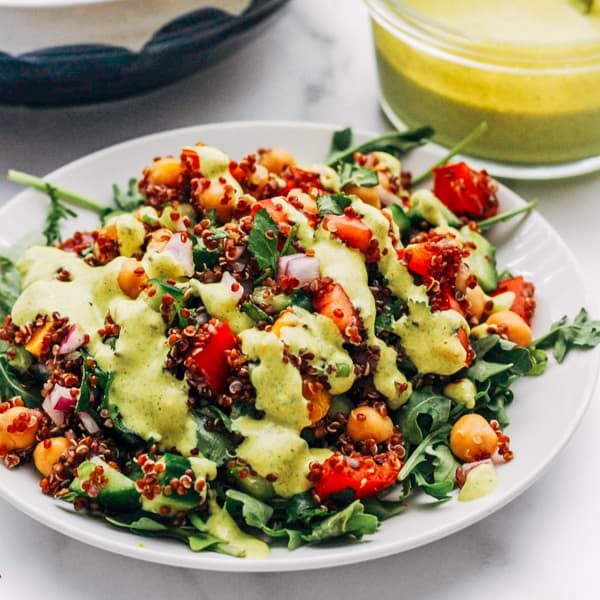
[
  {"xmin": 12, "ymin": 246, "xmax": 197, "ymax": 454},
  {"xmin": 205, "ymin": 496, "xmax": 270, "ymax": 559}
]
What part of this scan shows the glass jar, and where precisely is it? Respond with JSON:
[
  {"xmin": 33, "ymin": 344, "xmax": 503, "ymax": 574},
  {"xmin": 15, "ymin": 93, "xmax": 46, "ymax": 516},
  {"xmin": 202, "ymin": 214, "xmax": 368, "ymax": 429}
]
[{"xmin": 365, "ymin": 0, "xmax": 600, "ymax": 165}]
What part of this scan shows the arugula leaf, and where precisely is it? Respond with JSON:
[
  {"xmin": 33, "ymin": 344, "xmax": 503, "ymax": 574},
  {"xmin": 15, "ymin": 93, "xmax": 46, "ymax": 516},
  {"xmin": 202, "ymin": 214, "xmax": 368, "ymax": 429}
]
[
  {"xmin": 362, "ymin": 496, "xmax": 405, "ymax": 520},
  {"xmin": 326, "ymin": 126, "xmax": 434, "ymax": 167},
  {"xmin": 375, "ymin": 298, "xmax": 405, "ymax": 336},
  {"xmin": 413, "ymin": 443, "xmax": 458, "ymax": 500},
  {"xmin": 195, "ymin": 413, "xmax": 235, "ymax": 465},
  {"xmin": 224, "ymin": 489, "xmax": 274, "ymax": 529},
  {"xmin": 248, "ymin": 208, "xmax": 280, "ymax": 274},
  {"xmin": 0, "ymin": 353, "xmax": 40, "ymax": 406},
  {"xmin": 316, "ymin": 193, "xmax": 353, "ymax": 217},
  {"xmin": 327, "ymin": 127, "xmax": 353, "ymax": 161},
  {"xmin": 262, "ymin": 525, "xmax": 305, "ymax": 550},
  {"xmin": 534, "ymin": 308, "xmax": 600, "ymax": 363},
  {"xmin": 398, "ymin": 388, "xmax": 451, "ymax": 445},
  {"xmin": 280, "ymin": 223, "xmax": 299, "ymax": 257},
  {"xmin": 100, "ymin": 179, "xmax": 145, "ymax": 223},
  {"xmin": 477, "ymin": 200, "xmax": 538, "ymax": 231},
  {"xmin": 43, "ymin": 183, "xmax": 77, "ymax": 245},
  {"xmin": 301, "ymin": 500, "xmax": 378, "ymax": 543},
  {"xmin": 0, "ymin": 255, "xmax": 19, "ymax": 319},
  {"xmin": 398, "ymin": 424, "xmax": 452, "ymax": 481},
  {"xmin": 338, "ymin": 163, "xmax": 379, "ymax": 188}
]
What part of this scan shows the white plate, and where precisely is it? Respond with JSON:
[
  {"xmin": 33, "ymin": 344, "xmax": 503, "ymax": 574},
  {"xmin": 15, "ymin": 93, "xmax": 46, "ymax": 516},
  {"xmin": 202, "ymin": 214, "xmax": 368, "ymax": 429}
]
[{"xmin": 0, "ymin": 121, "xmax": 598, "ymax": 572}]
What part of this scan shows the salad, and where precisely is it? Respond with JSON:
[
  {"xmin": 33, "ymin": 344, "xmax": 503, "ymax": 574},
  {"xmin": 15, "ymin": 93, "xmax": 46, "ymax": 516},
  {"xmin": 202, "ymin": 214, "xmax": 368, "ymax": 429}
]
[{"xmin": 1, "ymin": 126, "xmax": 599, "ymax": 559}]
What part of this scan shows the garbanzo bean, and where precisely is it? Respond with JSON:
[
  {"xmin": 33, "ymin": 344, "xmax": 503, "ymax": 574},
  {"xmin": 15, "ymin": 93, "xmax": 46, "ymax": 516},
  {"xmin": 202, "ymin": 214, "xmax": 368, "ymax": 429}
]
[
  {"xmin": 346, "ymin": 405, "xmax": 394, "ymax": 443},
  {"xmin": 33, "ymin": 436, "xmax": 70, "ymax": 477},
  {"xmin": 258, "ymin": 148, "xmax": 296, "ymax": 175},
  {"xmin": 0, "ymin": 406, "xmax": 40, "ymax": 453},
  {"xmin": 344, "ymin": 184, "xmax": 381, "ymax": 208},
  {"xmin": 450, "ymin": 414, "xmax": 498, "ymax": 462},
  {"xmin": 194, "ymin": 179, "xmax": 236, "ymax": 223},
  {"xmin": 146, "ymin": 156, "xmax": 182, "ymax": 187},
  {"xmin": 117, "ymin": 259, "xmax": 148, "ymax": 299},
  {"xmin": 486, "ymin": 310, "xmax": 532, "ymax": 347}
]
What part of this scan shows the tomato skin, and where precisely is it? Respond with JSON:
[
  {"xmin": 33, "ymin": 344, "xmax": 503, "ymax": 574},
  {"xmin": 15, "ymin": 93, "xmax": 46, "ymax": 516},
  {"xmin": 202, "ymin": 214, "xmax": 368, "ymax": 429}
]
[
  {"xmin": 433, "ymin": 162, "xmax": 498, "ymax": 219},
  {"xmin": 322, "ymin": 214, "xmax": 373, "ymax": 254},
  {"xmin": 457, "ymin": 326, "xmax": 474, "ymax": 367},
  {"xmin": 252, "ymin": 199, "xmax": 290, "ymax": 226},
  {"xmin": 492, "ymin": 276, "xmax": 536, "ymax": 324},
  {"xmin": 397, "ymin": 243, "xmax": 436, "ymax": 279},
  {"xmin": 193, "ymin": 321, "xmax": 237, "ymax": 394},
  {"xmin": 181, "ymin": 147, "xmax": 200, "ymax": 172},
  {"xmin": 313, "ymin": 283, "xmax": 357, "ymax": 337},
  {"xmin": 314, "ymin": 452, "xmax": 401, "ymax": 501}
]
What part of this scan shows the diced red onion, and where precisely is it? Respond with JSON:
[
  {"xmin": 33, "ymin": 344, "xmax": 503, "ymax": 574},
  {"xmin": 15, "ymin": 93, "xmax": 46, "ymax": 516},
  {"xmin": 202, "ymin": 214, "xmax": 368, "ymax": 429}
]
[
  {"xmin": 278, "ymin": 254, "xmax": 320, "ymax": 286},
  {"xmin": 455, "ymin": 458, "xmax": 494, "ymax": 489},
  {"xmin": 221, "ymin": 271, "xmax": 244, "ymax": 303},
  {"xmin": 42, "ymin": 384, "xmax": 78, "ymax": 426},
  {"xmin": 78, "ymin": 411, "xmax": 100, "ymax": 434},
  {"xmin": 377, "ymin": 185, "xmax": 402, "ymax": 207},
  {"xmin": 58, "ymin": 324, "xmax": 87, "ymax": 355},
  {"xmin": 162, "ymin": 232, "xmax": 194, "ymax": 277}
]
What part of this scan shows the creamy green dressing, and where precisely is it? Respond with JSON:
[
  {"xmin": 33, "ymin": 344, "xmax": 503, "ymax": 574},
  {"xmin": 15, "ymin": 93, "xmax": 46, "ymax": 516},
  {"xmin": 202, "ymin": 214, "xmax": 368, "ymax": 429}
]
[
  {"xmin": 206, "ymin": 496, "xmax": 270, "ymax": 559},
  {"xmin": 12, "ymin": 246, "xmax": 197, "ymax": 455},
  {"xmin": 233, "ymin": 417, "xmax": 331, "ymax": 497},
  {"xmin": 394, "ymin": 301, "xmax": 468, "ymax": 375},
  {"xmin": 458, "ymin": 463, "xmax": 498, "ymax": 502},
  {"xmin": 188, "ymin": 279, "xmax": 254, "ymax": 334}
]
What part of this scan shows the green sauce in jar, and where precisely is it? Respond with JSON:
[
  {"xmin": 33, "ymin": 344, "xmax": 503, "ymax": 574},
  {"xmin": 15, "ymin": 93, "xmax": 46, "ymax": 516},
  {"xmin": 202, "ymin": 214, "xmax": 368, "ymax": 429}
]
[{"xmin": 366, "ymin": 0, "xmax": 600, "ymax": 164}]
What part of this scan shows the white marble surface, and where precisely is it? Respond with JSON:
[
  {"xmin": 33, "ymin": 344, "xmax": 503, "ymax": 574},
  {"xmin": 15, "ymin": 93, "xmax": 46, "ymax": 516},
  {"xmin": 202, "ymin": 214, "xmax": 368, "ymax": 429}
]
[{"xmin": 1, "ymin": 0, "xmax": 599, "ymax": 598}]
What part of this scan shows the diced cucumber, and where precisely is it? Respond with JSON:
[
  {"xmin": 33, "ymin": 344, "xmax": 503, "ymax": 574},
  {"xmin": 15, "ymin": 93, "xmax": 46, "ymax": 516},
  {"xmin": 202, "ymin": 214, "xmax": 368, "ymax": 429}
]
[{"xmin": 70, "ymin": 456, "xmax": 140, "ymax": 512}]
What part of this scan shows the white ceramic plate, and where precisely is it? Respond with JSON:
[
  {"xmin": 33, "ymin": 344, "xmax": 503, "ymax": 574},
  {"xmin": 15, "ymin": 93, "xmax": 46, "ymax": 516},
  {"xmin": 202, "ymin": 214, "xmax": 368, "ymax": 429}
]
[{"xmin": 0, "ymin": 121, "xmax": 598, "ymax": 572}]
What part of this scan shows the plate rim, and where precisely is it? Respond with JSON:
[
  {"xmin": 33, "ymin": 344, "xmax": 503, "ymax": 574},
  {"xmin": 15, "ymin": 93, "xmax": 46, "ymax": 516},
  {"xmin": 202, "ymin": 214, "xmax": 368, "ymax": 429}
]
[{"xmin": 1, "ymin": 119, "xmax": 599, "ymax": 572}]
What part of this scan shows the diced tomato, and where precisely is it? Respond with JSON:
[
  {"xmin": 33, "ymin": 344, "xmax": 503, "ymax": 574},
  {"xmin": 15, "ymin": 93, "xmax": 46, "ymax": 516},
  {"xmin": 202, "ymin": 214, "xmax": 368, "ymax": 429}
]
[
  {"xmin": 251, "ymin": 199, "xmax": 292, "ymax": 236},
  {"xmin": 322, "ymin": 214, "xmax": 373, "ymax": 254},
  {"xmin": 193, "ymin": 320, "xmax": 238, "ymax": 394},
  {"xmin": 437, "ymin": 283, "xmax": 465, "ymax": 315},
  {"xmin": 313, "ymin": 282, "xmax": 358, "ymax": 339},
  {"xmin": 492, "ymin": 276, "xmax": 536, "ymax": 324},
  {"xmin": 397, "ymin": 243, "xmax": 436, "ymax": 279},
  {"xmin": 181, "ymin": 147, "xmax": 200, "ymax": 172},
  {"xmin": 314, "ymin": 452, "xmax": 401, "ymax": 501},
  {"xmin": 433, "ymin": 162, "xmax": 498, "ymax": 219}
]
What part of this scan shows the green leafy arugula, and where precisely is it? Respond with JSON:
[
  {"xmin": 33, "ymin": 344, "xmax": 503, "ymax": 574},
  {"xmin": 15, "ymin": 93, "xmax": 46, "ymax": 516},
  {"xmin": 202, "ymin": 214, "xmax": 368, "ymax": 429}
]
[
  {"xmin": 100, "ymin": 179, "xmax": 145, "ymax": 223},
  {"xmin": 338, "ymin": 163, "xmax": 379, "ymax": 188},
  {"xmin": 398, "ymin": 388, "xmax": 451, "ymax": 445},
  {"xmin": 375, "ymin": 298, "xmax": 405, "ymax": 337},
  {"xmin": 43, "ymin": 183, "xmax": 77, "ymax": 245},
  {"xmin": 241, "ymin": 301, "xmax": 272, "ymax": 323},
  {"xmin": 0, "ymin": 353, "xmax": 40, "ymax": 406},
  {"xmin": 248, "ymin": 209, "xmax": 298, "ymax": 279},
  {"xmin": 326, "ymin": 126, "xmax": 434, "ymax": 167},
  {"xmin": 316, "ymin": 193, "xmax": 353, "ymax": 217},
  {"xmin": 534, "ymin": 308, "xmax": 600, "ymax": 363}
]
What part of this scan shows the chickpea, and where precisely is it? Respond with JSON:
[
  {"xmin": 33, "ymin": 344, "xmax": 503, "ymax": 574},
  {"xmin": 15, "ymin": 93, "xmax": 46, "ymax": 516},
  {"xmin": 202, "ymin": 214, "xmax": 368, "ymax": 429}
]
[
  {"xmin": 303, "ymin": 379, "xmax": 331, "ymax": 425},
  {"xmin": 117, "ymin": 259, "xmax": 148, "ymax": 299},
  {"xmin": 146, "ymin": 228, "xmax": 172, "ymax": 253},
  {"xmin": 146, "ymin": 156, "xmax": 182, "ymax": 187},
  {"xmin": 450, "ymin": 414, "xmax": 498, "ymax": 462},
  {"xmin": 486, "ymin": 310, "xmax": 532, "ymax": 347},
  {"xmin": 346, "ymin": 405, "xmax": 394, "ymax": 443},
  {"xmin": 194, "ymin": 179, "xmax": 236, "ymax": 223},
  {"xmin": 0, "ymin": 406, "xmax": 40, "ymax": 453},
  {"xmin": 344, "ymin": 184, "xmax": 381, "ymax": 208},
  {"xmin": 258, "ymin": 148, "xmax": 296, "ymax": 176},
  {"xmin": 33, "ymin": 436, "xmax": 70, "ymax": 477},
  {"xmin": 465, "ymin": 285, "xmax": 487, "ymax": 320}
]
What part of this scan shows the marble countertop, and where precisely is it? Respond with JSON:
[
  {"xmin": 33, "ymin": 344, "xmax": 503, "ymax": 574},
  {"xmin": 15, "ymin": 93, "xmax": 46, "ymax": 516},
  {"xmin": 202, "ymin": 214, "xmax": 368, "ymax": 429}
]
[{"xmin": 1, "ymin": 1, "xmax": 599, "ymax": 598}]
